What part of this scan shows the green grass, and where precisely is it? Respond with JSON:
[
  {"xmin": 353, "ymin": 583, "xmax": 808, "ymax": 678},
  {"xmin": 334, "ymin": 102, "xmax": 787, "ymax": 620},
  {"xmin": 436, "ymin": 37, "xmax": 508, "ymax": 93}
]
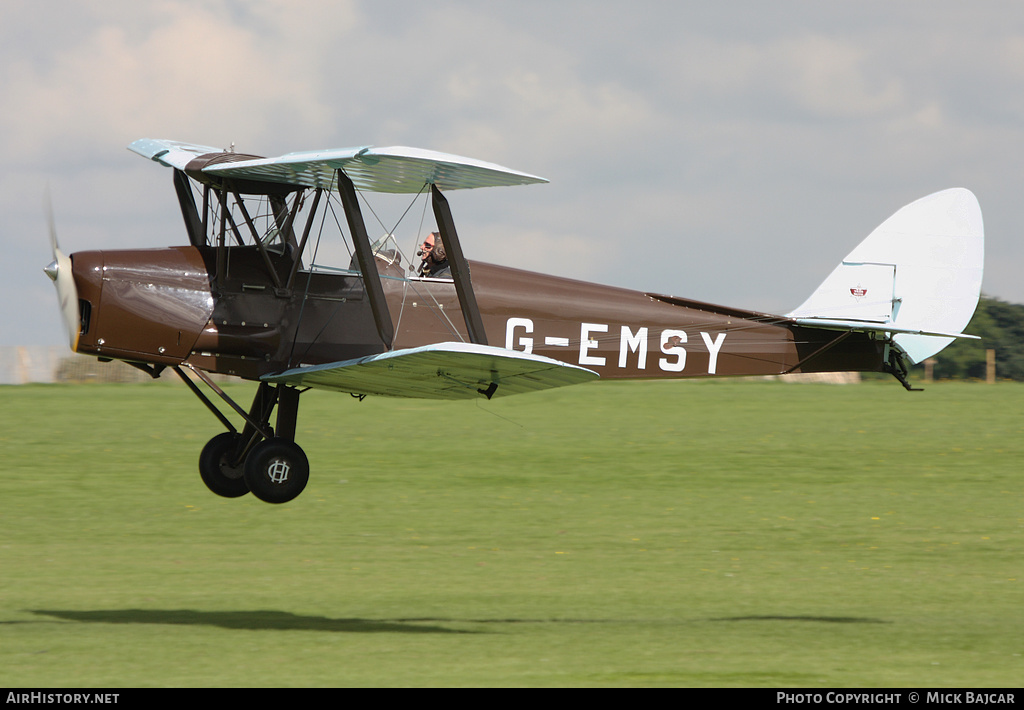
[{"xmin": 1, "ymin": 379, "xmax": 1021, "ymax": 687}]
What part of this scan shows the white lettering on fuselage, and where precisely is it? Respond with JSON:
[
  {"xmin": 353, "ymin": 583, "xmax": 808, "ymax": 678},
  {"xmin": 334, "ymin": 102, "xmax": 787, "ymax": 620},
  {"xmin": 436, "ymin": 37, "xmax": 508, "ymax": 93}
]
[
  {"xmin": 504, "ymin": 318, "xmax": 726, "ymax": 374},
  {"xmin": 579, "ymin": 323, "xmax": 608, "ymax": 366},
  {"xmin": 619, "ymin": 326, "xmax": 648, "ymax": 369},
  {"xmin": 505, "ymin": 317, "xmax": 534, "ymax": 353},
  {"xmin": 700, "ymin": 331, "xmax": 727, "ymax": 375},
  {"xmin": 660, "ymin": 329, "xmax": 687, "ymax": 372}
]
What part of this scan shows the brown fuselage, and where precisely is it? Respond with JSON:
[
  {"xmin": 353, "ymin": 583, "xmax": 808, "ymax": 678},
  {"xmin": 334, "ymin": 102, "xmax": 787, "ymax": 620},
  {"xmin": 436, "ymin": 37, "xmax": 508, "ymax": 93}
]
[{"xmin": 68, "ymin": 245, "xmax": 884, "ymax": 383}]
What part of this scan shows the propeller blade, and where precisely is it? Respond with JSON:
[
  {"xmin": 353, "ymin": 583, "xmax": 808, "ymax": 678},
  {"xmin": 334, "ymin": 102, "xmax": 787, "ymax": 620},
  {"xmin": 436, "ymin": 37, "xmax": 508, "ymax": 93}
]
[{"xmin": 43, "ymin": 192, "xmax": 81, "ymax": 351}]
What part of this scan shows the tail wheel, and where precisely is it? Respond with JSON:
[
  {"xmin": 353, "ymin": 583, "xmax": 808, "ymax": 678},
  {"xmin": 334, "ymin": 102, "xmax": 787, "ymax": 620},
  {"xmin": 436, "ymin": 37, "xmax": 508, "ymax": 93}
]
[
  {"xmin": 198, "ymin": 432, "xmax": 250, "ymax": 498},
  {"xmin": 243, "ymin": 437, "xmax": 309, "ymax": 504}
]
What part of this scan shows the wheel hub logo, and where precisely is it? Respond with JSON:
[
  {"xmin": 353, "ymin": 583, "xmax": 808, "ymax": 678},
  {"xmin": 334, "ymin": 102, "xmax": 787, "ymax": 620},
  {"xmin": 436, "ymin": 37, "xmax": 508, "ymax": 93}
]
[{"xmin": 268, "ymin": 459, "xmax": 290, "ymax": 484}]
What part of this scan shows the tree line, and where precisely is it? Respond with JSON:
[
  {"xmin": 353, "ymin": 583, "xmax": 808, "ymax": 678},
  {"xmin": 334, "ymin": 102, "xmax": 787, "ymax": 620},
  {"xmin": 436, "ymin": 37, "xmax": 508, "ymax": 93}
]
[{"xmin": 919, "ymin": 297, "xmax": 1024, "ymax": 380}]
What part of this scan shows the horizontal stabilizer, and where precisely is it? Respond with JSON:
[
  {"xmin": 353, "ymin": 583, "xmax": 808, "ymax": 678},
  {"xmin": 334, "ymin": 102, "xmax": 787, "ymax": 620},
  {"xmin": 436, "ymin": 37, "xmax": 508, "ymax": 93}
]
[
  {"xmin": 790, "ymin": 318, "xmax": 980, "ymax": 340},
  {"xmin": 262, "ymin": 342, "xmax": 599, "ymax": 399}
]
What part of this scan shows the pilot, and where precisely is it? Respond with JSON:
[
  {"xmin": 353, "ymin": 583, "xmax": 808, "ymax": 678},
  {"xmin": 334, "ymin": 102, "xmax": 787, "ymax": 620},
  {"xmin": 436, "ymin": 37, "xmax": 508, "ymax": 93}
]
[{"xmin": 416, "ymin": 231, "xmax": 452, "ymax": 279}]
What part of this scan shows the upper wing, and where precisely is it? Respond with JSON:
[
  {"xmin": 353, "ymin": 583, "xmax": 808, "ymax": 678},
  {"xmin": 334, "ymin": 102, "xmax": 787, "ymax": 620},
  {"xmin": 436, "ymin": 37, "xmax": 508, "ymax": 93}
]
[
  {"xmin": 262, "ymin": 342, "xmax": 598, "ymax": 400},
  {"xmin": 127, "ymin": 139, "xmax": 226, "ymax": 170},
  {"xmin": 128, "ymin": 139, "xmax": 548, "ymax": 194}
]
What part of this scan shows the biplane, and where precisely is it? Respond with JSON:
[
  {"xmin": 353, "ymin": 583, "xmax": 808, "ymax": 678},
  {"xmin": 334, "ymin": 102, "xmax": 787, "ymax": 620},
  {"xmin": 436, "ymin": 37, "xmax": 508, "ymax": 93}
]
[{"xmin": 45, "ymin": 138, "xmax": 984, "ymax": 503}]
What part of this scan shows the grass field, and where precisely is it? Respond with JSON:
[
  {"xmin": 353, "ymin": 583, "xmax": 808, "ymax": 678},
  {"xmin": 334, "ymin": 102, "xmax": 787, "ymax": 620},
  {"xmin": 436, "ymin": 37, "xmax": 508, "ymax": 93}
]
[{"xmin": 1, "ymin": 378, "xmax": 1021, "ymax": 687}]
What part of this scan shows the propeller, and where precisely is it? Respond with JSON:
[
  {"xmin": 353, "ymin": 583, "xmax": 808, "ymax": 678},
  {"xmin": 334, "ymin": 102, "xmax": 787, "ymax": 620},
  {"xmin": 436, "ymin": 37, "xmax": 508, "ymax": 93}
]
[{"xmin": 43, "ymin": 191, "xmax": 81, "ymax": 351}]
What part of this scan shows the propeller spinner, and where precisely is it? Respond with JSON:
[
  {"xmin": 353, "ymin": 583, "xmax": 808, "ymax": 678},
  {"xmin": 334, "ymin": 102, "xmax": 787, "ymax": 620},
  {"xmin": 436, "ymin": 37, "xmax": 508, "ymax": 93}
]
[{"xmin": 43, "ymin": 195, "xmax": 81, "ymax": 351}]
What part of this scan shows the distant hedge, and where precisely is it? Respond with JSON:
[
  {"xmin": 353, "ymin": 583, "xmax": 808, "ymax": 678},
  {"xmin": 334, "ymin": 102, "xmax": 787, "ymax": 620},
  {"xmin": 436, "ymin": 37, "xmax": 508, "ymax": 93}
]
[{"xmin": 919, "ymin": 297, "xmax": 1024, "ymax": 380}]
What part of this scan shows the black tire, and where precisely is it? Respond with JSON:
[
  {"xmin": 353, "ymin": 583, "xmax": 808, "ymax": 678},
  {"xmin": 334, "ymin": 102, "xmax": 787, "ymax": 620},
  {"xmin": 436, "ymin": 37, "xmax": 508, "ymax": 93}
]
[
  {"xmin": 243, "ymin": 437, "xmax": 309, "ymax": 504},
  {"xmin": 198, "ymin": 432, "xmax": 250, "ymax": 498}
]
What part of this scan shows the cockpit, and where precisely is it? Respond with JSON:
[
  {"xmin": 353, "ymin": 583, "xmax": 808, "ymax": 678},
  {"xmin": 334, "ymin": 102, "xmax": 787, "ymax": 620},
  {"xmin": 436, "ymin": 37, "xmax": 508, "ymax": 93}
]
[{"xmin": 125, "ymin": 139, "xmax": 545, "ymax": 358}]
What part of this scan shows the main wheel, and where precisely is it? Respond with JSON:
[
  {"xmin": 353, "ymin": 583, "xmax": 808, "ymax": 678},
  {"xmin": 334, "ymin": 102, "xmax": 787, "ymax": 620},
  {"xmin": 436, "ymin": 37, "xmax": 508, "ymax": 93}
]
[
  {"xmin": 243, "ymin": 437, "xmax": 309, "ymax": 504},
  {"xmin": 198, "ymin": 432, "xmax": 250, "ymax": 498}
]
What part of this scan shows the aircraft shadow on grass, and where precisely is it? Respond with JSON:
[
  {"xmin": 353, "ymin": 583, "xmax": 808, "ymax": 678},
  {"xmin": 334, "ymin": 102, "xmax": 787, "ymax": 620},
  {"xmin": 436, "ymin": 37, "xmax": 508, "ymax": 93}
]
[
  {"xmin": 710, "ymin": 615, "xmax": 890, "ymax": 624},
  {"xmin": 28, "ymin": 609, "xmax": 476, "ymax": 635},
  {"xmin": 27, "ymin": 610, "xmax": 890, "ymax": 631}
]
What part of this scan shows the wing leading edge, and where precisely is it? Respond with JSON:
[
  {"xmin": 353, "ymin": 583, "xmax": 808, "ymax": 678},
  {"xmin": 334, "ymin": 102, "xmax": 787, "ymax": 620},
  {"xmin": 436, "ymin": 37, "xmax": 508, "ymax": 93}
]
[{"xmin": 262, "ymin": 342, "xmax": 599, "ymax": 400}]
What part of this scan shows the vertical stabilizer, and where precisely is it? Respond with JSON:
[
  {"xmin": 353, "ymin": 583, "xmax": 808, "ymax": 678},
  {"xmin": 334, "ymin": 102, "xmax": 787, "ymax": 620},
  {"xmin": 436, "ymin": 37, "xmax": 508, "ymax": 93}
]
[{"xmin": 788, "ymin": 188, "xmax": 984, "ymax": 364}]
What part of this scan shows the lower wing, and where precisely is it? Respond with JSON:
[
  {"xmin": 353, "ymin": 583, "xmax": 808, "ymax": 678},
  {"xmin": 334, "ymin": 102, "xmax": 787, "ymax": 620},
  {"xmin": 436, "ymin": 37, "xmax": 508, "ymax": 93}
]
[{"xmin": 262, "ymin": 342, "xmax": 599, "ymax": 400}]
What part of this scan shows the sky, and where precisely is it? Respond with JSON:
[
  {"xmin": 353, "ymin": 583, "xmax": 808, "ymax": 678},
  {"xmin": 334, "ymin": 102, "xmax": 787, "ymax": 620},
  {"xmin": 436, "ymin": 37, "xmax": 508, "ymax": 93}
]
[{"xmin": 4, "ymin": 0, "xmax": 1024, "ymax": 346}]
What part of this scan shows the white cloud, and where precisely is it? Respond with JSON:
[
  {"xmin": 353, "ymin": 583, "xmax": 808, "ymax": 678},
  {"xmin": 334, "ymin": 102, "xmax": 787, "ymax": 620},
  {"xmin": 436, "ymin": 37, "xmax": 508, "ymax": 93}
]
[
  {"xmin": 656, "ymin": 33, "xmax": 908, "ymax": 121},
  {"xmin": 0, "ymin": 1, "xmax": 352, "ymax": 165},
  {"xmin": 773, "ymin": 35, "xmax": 905, "ymax": 117}
]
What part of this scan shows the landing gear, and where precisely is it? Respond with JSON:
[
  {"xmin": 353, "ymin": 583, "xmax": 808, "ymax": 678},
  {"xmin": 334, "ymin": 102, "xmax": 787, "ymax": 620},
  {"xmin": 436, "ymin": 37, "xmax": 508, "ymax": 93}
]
[
  {"xmin": 244, "ymin": 438, "xmax": 309, "ymax": 504},
  {"xmin": 884, "ymin": 347, "xmax": 923, "ymax": 392},
  {"xmin": 198, "ymin": 432, "xmax": 249, "ymax": 498},
  {"xmin": 177, "ymin": 367, "xmax": 310, "ymax": 504}
]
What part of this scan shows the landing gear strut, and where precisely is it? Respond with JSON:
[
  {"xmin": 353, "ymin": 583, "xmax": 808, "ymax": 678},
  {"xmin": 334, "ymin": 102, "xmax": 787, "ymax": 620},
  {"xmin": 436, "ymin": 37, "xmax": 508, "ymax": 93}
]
[
  {"xmin": 884, "ymin": 348, "xmax": 923, "ymax": 392},
  {"xmin": 177, "ymin": 367, "xmax": 309, "ymax": 504}
]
